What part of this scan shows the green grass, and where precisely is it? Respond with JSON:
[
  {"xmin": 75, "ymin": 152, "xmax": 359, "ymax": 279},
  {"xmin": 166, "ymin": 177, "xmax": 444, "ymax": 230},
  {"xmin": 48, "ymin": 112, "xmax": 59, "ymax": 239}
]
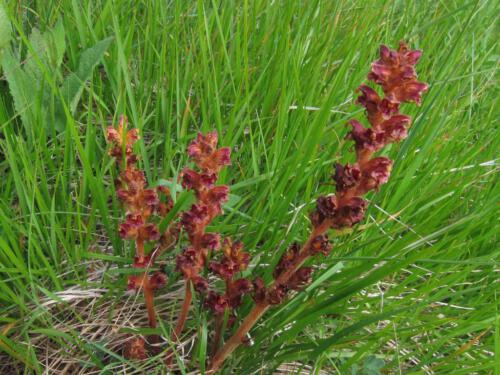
[{"xmin": 0, "ymin": 0, "xmax": 498, "ymax": 373}]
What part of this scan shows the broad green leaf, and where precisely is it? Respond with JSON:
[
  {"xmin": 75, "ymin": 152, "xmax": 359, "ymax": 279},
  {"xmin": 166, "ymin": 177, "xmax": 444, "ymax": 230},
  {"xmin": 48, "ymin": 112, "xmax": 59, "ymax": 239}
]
[
  {"xmin": 0, "ymin": 2, "xmax": 11, "ymax": 54},
  {"xmin": 56, "ymin": 37, "xmax": 113, "ymax": 130},
  {"xmin": 1, "ymin": 50, "xmax": 34, "ymax": 128}
]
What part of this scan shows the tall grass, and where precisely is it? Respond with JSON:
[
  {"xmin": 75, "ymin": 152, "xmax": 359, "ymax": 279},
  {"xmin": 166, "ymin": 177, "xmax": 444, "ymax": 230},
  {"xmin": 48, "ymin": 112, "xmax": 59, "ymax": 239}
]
[{"xmin": 0, "ymin": 0, "xmax": 497, "ymax": 373}]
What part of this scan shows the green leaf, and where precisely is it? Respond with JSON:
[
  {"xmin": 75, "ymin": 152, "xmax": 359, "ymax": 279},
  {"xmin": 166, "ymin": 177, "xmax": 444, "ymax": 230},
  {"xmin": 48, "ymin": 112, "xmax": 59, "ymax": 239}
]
[
  {"xmin": 362, "ymin": 356, "xmax": 385, "ymax": 375},
  {"xmin": 0, "ymin": 2, "xmax": 12, "ymax": 54},
  {"xmin": 56, "ymin": 37, "xmax": 113, "ymax": 130},
  {"xmin": 1, "ymin": 50, "xmax": 34, "ymax": 127},
  {"xmin": 24, "ymin": 28, "xmax": 50, "ymax": 81},
  {"xmin": 46, "ymin": 18, "xmax": 66, "ymax": 70}
]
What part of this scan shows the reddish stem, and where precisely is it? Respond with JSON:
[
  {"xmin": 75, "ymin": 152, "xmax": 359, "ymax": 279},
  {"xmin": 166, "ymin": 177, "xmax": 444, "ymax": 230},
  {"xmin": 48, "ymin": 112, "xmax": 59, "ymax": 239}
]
[
  {"xmin": 174, "ymin": 279, "xmax": 193, "ymax": 339},
  {"xmin": 144, "ymin": 283, "xmax": 157, "ymax": 328},
  {"xmin": 211, "ymin": 312, "xmax": 225, "ymax": 357},
  {"xmin": 209, "ymin": 303, "xmax": 268, "ymax": 373}
]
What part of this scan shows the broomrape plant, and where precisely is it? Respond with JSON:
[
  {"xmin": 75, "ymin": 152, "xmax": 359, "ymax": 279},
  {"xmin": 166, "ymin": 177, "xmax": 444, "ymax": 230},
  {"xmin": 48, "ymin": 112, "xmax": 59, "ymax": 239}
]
[{"xmin": 105, "ymin": 42, "xmax": 428, "ymax": 372}]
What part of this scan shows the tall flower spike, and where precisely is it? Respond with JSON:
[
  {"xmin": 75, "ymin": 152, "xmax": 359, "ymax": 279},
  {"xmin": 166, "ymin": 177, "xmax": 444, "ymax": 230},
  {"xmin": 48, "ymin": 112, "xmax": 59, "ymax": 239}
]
[
  {"xmin": 172, "ymin": 131, "xmax": 232, "ymax": 343},
  {"xmin": 106, "ymin": 116, "xmax": 171, "ymax": 353},
  {"xmin": 209, "ymin": 42, "xmax": 427, "ymax": 372}
]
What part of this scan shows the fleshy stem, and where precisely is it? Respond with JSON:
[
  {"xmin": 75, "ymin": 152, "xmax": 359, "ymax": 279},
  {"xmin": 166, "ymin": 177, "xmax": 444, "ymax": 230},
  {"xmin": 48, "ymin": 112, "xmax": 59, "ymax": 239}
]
[
  {"xmin": 211, "ymin": 313, "xmax": 224, "ymax": 357},
  {"xmin": 174, "ymin": 279, "xmax": 193, "ymax": 338}
]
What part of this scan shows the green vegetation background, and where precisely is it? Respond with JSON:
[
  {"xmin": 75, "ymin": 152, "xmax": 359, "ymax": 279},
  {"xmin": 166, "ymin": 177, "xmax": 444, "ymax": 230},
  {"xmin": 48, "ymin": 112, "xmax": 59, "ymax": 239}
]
[{"xmin": 0, "ymin": 0, "xmax": 497, "ymax": 374}]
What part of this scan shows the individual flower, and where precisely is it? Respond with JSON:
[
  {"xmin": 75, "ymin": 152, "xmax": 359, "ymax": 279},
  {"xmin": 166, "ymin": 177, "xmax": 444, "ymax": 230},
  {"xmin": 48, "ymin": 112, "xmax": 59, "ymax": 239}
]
[
  {"xmin": 181, "ymin": 203, "xmax": 210, "ymax": 234},
  {"xmin": 266, "ymin": 284, "xmax": 288, "ymax": 305},
  {"xmin": 273, "ymin": 243, "xmax": 300, "ymax": 279},
  {"xmin": 250, "ymin": 277, "xmax": 266, "ymax": 304},
  {"xmin": 209, "ymin": 239, "xmax": 250, "ymax": 280},
  {"xmin": 118, "ymin": 214, "xmax": 160, "ymax": 242},
  {"xmin": 358, "ymin": 157, "xmax": 393, "ymax": 193},
  {"xmin": 308, "ymin": 234, "xmax": 332, "ymax": 256},
  {"xmin": 206, "ymin": 292, "xmax": 230, "ymax": 315},
  {"xmin": 333, "ymin": 163, "xmax": 361, "ymax": 192},
  {"xmin": 201, "ymin": 233, "xmax": 221, "ymax": 251},
  {"xmin": 176, "ymin": 247, "xmax": 204, "ymax": 279},
  {"xmin": 334, "ymin": 197, "xmax": 368, "ymax": 228},
  {"xmin": 123, "ymin": 337, "xmax": 148, "ymax": 360},
  {"xmin": 347, "ymin": 120, "xmax": 385, "ymax": 152},
  {"xmin": 181, "ymin": 168, "xmax": 217, "ymax": 190},
  {"xmin": 149, "ymin": 272, "xmax": 168, "ymax": 291},
  {"xmin": 288, "ymin": 267, "xmax": 313, "ymax": 291},
  {"xmin": 226, "ymin": 279, "xmax": 253, "ymax": 308}
]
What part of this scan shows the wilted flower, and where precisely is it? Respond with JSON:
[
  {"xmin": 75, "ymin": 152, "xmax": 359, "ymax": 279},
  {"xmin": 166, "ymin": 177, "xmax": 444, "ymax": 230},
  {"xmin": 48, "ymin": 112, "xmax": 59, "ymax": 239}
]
[
  {"xmin": 192, "ymin": 276, "xmax": 209, "ymax": 293},
  {"xmin": 123, "ymin": 337, "xmax": 148, "ymax": 360},
  {"xmin": 273, "ymin": 243, "xmax": 300, "ymax": 279},
  {"xmin": 227, "ymin": 279, "xmax": 253, "ymax": 308}
]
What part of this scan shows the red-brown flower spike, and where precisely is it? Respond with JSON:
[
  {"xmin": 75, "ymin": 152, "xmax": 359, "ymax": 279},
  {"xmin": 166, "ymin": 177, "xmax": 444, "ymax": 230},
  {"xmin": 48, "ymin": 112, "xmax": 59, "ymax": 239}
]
[
  {"xmin": 172, "ymin": 131, "xmax": 233, "ymax": 342},
  {"xmin": 208, "ymin": 43, "xmax": 427, "ymax": 372},
  {"xmin": 107, "ymin": 116, "xmax": 178, "ymax": 354}
]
